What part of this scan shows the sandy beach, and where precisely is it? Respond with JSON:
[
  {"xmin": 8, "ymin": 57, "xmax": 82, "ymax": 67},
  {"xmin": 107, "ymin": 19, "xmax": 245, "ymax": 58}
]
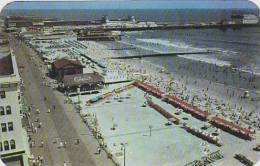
[
  {"xmin": 81, "ymin": 39, "xmax": 260, "ymax": 116},
  {"xmin": 66, "ymin": 38, "xmax": 260, "ymax": 166}
]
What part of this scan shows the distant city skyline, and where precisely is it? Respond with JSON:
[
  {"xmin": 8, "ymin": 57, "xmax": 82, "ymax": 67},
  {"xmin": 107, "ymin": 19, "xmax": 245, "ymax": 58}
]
[{"xmin": 3, "ymin": 1, "xmax": 259, "ymax": 10}]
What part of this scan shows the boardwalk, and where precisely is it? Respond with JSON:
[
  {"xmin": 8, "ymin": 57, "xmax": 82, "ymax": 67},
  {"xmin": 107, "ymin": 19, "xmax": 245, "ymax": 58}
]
[{"xmin": 10, "ymin": 36, "xmax": 114, "ymax": 166}]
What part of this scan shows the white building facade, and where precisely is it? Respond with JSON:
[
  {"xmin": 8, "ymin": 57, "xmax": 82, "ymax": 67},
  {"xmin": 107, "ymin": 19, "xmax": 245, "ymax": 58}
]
[{"xmin": 0, "ymin": 54, "xmax": 30, "ymax": 166}]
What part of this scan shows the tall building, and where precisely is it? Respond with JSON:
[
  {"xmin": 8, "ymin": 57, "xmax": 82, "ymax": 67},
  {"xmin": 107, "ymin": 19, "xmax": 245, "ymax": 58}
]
[{"xmin": 0, "ymin": 49, "xmax": 30, "ymax": 166}]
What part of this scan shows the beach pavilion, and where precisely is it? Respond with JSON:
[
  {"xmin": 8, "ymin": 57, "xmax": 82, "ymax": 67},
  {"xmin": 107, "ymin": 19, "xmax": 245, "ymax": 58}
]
[
  {"xmin": 60, "ymin": 72, "xmax": 104, "ymax": 93},
  {"xmin": 51, "ymin": 58, "xmax": 84, "ymax": 81}
]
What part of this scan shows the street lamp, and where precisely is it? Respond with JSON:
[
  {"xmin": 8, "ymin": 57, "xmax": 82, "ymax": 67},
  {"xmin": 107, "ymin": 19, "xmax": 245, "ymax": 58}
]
[
  {"xmin": 121, "ymin": 143, "xmax": 127, "ymax": 166},
  {"xmin": 149, "ymin": 125, "xmax": 153, "ymax": 136}
]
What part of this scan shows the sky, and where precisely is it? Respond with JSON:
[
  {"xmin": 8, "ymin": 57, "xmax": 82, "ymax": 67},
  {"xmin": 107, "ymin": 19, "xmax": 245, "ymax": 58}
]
[{"xmin": 3, "ymin": 0, "xmax": 259, "ymax": 10}]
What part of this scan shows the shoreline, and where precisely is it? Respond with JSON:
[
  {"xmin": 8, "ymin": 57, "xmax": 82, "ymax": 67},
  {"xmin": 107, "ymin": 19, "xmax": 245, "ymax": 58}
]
[
  {"xmin": 80, "ymin": 39, "xmax": 260, "ymax": 119},
  {"xmin": 72, "ymin": 39, "xmax": 260, "ymax": 165},
  {"xmin": 100, "ymin": 37, "xmax": 260, "ymax": 92}
]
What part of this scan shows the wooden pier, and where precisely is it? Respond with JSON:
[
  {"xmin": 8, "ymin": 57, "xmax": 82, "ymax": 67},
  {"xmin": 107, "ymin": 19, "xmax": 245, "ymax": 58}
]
[
  {"xmin": 101, "ymin": 23, "xmax": 259, "ymax": 32},
  {"xmin": 108, "ymin": 47, "xmax": 136, "ymax": 51},
  {"xmin": 110, "ymin": 51, "xmax": 214, "ymax": 59}
]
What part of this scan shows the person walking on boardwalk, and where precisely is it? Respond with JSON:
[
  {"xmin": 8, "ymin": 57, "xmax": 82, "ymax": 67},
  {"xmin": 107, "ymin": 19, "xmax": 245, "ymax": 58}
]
[
  {"xmin": 39, "ymin": 155, "xmax": 43, "ymax": 164},
  {"xmin": 37, "ymin": 122, "xmax": 42, "ymax": 128},
  {"xmin": 41, "ymin": 140, "xmax": 44, "ymax": 148},
  {"xmin": 59, "ymin": 141, "xmax": 64, "ymax": 148},
  {"xmin": 97, "ymin": 146, "xmax": 101, "ymax": 154},
  {"xmin": 31, "ymin": 140, "xmax": 35, "ymax": 147},
  {"xmin": 64, "ymin": 140, "xmax": 67, "ymax": 148},
  {"xmin": 34, "ymin": 126, "xmax": 38, "ymax": 134},
  {"xmin": 32, "ymin": 159, "xmax": 36, "ymax": 166}
]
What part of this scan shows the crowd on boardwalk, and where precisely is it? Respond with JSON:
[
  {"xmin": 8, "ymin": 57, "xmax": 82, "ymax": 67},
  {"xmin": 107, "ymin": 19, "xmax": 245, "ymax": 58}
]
[{"xmin": 30, "ymin": 154, "xmax": 44, "ymax": 166}]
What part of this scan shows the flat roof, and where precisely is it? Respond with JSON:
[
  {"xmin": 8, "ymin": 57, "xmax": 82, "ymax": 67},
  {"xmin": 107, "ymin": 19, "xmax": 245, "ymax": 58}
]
[
  {"xmin": 0, "ymin": 49, "xmax": 20, "ymax": 84},
  {"xmin": 0, "ymin": 53, "xmax": 13, "ymax": 76}
]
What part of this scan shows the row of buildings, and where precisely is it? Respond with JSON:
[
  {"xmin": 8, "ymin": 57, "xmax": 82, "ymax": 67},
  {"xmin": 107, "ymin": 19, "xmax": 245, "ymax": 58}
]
[
  {"xmin": 1, "ymin": 16, "xmax": 30, "ymax": 166},
  {"xmin": 4, "ymin": 14, "xmax": 259, "ymax": 34},
  {"xmin": 4, "ymin": 15, "xmax": 158, "ymax": 37},
  {"xmin": 220, "ymin": 14, "xmax": 260, "ymax": 25}
]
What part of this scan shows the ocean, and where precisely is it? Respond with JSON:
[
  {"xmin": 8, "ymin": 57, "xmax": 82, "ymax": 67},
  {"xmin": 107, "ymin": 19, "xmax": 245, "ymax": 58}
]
[
  {"xmin": 3, "ymin": 9, "xmax": 260, "ymax": 89},
  {"xmin": 103, "ymin": 26, "xmax": 260, "ymax": 90},
  {"xmin": 2, "ymin": 9, "xmax": 258, "ymax": 23}
]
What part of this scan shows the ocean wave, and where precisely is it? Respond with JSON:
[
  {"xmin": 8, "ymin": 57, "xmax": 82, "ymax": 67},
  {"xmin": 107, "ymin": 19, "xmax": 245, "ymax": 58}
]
[
  {"xmin": 201, "ymin": 38, "xmax": 260, "ymax": 47},
  {"xmin": 117, "ymin": 40, "xmax": 166, "ymax": 53},
  {"xmin": 235, "ymin": 66, "xmax": 260, "ymax": 76},
  {"xmin": 136, "ymin": 38, "xmax": 205, "ymax": 51},
  {"xmin": 118, "ymin": 39, "xmax": 238, "ymax": 68},
  {"xmin": 178, "ymin": 54, "xmax": 232, "ymax": 67},
  {"xmin": 137, "ymin": 38, "xmax": 240, "ymax": 57},
  {"xmin": 209, "ymin": 47, "xmax": 238, "ymax": 56}
]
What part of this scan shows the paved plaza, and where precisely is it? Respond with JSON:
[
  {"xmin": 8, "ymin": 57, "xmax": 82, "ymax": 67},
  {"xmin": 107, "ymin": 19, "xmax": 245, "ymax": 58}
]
[{"xmin": 71, "ymin": 85, "xmax": 259, "ymax": 166}]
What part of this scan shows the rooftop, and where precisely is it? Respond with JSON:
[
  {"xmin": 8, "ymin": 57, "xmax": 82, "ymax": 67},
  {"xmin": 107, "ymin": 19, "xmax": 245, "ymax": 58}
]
[
  {"xmin": 53, "ymin": 58, "xmax": 83, "ymax": 69},
  {"xmin": 0, "ymin": 53, "xmax": 13, "ymax": 76},
  {"xmin": 62, "ymin": 72, "xmax": 104, "ymax": 87},
  {"xmin": 0, "ymin": 48, "xmax": 20, "ymax": 84}
]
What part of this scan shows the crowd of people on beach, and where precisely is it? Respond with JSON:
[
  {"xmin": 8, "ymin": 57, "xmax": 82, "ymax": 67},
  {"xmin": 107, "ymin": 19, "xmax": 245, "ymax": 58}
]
[{"xmin": 123, "ymin": 58, "xmax": 259, "ymax": 133}]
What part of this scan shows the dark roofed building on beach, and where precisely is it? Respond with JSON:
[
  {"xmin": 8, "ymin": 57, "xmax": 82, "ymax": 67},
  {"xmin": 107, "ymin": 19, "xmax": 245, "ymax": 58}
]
[{"xmin": 51, "ymin": 58, "xmax": 84, "ymax": 81}]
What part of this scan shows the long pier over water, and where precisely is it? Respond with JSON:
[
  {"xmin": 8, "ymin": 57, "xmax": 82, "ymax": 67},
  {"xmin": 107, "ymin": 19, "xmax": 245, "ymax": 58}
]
[
  {"xmin": 110, "ymin": 51, "xmax": 214, "ymax": 59},
  {"xmin": 6, "ymin": 15, "xmax": 260, "ymax": 32},
  {"xmin": 101, "ymin": 23, "xmax": 259, "ymax": 32}
]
